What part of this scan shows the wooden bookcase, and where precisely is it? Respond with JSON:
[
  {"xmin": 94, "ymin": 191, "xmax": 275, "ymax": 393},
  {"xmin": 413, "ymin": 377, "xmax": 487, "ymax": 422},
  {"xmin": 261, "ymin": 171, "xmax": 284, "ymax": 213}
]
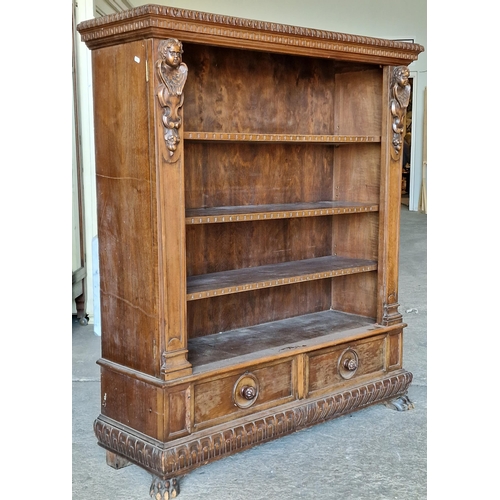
[{"xmin": 78, "ymin": 5, "xmax": 423, "ymax": 498}]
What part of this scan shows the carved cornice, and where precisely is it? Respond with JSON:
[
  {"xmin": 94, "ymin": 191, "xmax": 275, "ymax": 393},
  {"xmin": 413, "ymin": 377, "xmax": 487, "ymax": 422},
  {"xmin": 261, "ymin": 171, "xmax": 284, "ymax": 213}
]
[
  {"xmin": 77, "ymin": 5, "xmax": 424, "ymax": 64},
  {"xmin": 94, "ymin": 371, "xmax": 412, "ymax": 478}
]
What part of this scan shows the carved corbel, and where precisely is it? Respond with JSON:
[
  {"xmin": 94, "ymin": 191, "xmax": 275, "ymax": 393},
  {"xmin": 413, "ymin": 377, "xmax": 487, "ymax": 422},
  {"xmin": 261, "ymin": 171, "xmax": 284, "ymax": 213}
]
[
  {"xmin": 156, "ymin": 38, "xmax": 188, "ymax": 162},
  {"xmin": 390, "ymin": 66, "xmax": 411, "ymax": 161}
]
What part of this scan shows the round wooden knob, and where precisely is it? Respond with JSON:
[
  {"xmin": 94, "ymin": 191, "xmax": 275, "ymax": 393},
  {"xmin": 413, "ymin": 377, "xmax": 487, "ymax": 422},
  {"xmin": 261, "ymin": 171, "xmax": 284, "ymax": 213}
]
[
  {"xmin": 338, "ymin": 348, "xmax": 359, "ymax": 380},
  {"xmin": 233, "ymin": 373, "xmax": 260, "ymax": 408},
  {"xmin": 240, "ymin": 385, "xmax": 257, "ymax": 400},
  {"xmin": 344, "ymin": 358, "xmax": 358, "ymax": 371}
]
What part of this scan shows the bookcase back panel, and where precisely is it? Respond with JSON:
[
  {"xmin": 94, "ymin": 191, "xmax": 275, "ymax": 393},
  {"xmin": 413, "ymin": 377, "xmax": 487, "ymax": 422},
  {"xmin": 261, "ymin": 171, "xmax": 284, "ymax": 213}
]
[
  {"xmin": 186, "ymin": 217, "xmax": 333, "ymax": 276},
  {"xmin": 184, "ymin": 142, "xmax": 334, "ymax": 209},
  {"xmin": 182, "ymin": 44, "xmax": 336, "ymax": 135},
  {"xmin": 333, "ymin": 68, "xmax": 383, "ymax": 136},
  {"xmin": 333, "ymin": 144, "xmax": 381, "ymax": 203},
  {"xmin": 187, "ymin": 280, "xmax": 332, "ymax": 339},
  {"xmin": 330, "ymin": 271, "xmax": 378, "ymax": 318}
]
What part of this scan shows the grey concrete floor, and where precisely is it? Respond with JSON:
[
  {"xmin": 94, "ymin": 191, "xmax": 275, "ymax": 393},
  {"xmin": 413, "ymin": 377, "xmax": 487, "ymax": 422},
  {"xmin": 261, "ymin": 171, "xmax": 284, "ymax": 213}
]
[{"xmin": 72, "ymin": 205, "xmax": 426, "ymax": 499}]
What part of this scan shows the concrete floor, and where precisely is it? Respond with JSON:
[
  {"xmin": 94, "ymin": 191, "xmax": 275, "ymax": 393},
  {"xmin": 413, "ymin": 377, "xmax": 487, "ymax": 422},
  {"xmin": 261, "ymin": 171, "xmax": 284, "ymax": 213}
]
[{"xmin": 72, "ymin": 205, "xmax": 426, "ymax": 499}]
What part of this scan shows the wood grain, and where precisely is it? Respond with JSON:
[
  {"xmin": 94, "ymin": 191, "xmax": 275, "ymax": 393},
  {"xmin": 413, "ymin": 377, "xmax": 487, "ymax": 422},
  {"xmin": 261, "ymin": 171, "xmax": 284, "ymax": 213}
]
[{"xmin": 92, "ymin": 41, "xmax": 159, "ymax": 376}]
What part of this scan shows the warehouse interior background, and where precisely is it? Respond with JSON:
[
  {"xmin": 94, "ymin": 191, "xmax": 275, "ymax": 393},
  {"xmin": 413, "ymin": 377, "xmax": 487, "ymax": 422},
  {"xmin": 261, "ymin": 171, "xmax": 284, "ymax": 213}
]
[{"xmin": 2, "ymin": 0, "xmax": 499, "ymax": 498}]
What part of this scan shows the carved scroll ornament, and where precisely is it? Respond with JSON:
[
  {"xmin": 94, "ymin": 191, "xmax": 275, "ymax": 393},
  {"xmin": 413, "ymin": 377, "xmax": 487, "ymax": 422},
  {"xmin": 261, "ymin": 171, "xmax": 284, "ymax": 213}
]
[
  {"xmin": 156, "ymin": 38, "xmax": 188, "ymax": 161},
  {"xmin": 390, "ymin": 66, "xmax": 411, "ymax": 161}
]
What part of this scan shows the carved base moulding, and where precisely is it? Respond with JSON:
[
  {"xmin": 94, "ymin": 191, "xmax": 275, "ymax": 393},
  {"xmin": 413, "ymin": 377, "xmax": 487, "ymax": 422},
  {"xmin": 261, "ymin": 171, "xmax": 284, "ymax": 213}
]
[{"xmin": 94, "ymin": 370, "xmax": 412, "ymax": 481}]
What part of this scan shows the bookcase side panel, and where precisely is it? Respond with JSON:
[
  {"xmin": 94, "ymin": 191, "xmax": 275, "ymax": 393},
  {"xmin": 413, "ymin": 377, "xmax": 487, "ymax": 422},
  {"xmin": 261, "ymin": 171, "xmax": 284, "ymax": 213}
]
[
  {"xmin": 92, "ymin": 41, "xmax": 160, "ymax": 375},
  {"xmin": 332, "ymin": 212, "xmax": 379, "ymax": 261},
  {"xmin": 332, "ymin": 143, "xmax": 381, "ymax": 204},
  {"xmin": 330, "ymin": 271, "xmax": 378, "ymax": 318},
  {"xmin": 333, "ymin": 68, "xmax": 383, "ymax": 136}
]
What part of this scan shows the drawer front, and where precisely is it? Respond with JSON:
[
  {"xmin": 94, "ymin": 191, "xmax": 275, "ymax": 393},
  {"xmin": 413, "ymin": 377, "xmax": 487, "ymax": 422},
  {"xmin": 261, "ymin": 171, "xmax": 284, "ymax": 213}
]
[
  {"xmin": 308, "ymin": 336, "xmax": 386, "ymax": 396},
  {"xmin": 193, "ymin": 359, "xmax": 294, "ymax": 429}
]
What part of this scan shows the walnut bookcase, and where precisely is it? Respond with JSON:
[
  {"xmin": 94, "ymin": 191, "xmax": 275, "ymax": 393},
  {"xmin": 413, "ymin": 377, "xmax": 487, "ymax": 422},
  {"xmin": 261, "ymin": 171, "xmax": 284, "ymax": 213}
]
[{"xmin": 77, "ymin": 5, "xmax": 423, "ymax": 498}]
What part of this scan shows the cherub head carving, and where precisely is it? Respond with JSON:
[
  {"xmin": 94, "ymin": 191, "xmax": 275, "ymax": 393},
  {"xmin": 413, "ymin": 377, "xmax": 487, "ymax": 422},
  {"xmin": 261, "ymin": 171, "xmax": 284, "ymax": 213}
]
[
  {"xmin": 157, "ymin": 38, "xmax": 188, "ymax": 97},
  {"xmin": 393, "ymin": 66, "xmax": 411, "ymax": 109},
  {"xmin": 156, "ymin": 38, "xmax": 188, "ymax": 159},
  {"xmin": 159, "ymin": 39, "xmax": 184, "ymax": 69}
]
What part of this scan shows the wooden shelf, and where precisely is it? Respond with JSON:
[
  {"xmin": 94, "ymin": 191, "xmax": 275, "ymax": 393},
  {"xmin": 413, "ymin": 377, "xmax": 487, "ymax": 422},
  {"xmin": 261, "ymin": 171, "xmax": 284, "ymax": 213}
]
[
  {"xmin": 185, "ymin": 132, "xmax": 381, "ymax": 144},
  {"xmin": 188, "ymin": 309, "xmax": 378, "ymax": 371},
  {"xmin": 187, "ymin": 255, "xmax": 377, "ymax": 301},
  {"xmin": 186, "ymin": 201, "xmax": 378, "ymax": 225}
]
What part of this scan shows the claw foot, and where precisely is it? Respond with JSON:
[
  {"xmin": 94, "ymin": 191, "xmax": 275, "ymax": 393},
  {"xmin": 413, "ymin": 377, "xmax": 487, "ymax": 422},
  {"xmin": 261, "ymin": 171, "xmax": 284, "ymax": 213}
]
[
  {"xmin": 384, "ymin": 394, "xmax": 414, "ymax": 411},
  {"xmin": 150, "ymin": 476, "xmax": 180, "ymax": 500}
]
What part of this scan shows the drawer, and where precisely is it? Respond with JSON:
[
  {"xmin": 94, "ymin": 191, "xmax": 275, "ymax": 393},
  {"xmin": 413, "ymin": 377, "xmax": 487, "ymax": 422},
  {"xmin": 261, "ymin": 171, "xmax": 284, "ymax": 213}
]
[
  {"xmin": 308, "ymin": 335, "xmax": 386, "ymax": 396},
  {"xmin": 193, "ymin": 359, "xmax": 294, "ymax": 430}
]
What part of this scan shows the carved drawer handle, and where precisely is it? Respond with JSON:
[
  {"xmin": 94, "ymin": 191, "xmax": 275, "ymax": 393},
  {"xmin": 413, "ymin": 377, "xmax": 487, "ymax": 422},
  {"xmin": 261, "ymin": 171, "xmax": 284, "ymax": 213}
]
[
  {"xmin": 240, "ymin": 385, "xmax": 257, "ymax": 400},
  {"xmin": 343, "ymin": 358, "xmax": 358, "ymax": 371},
  {"xmin": 233, "ymin": 373, "xmax": 260, "ymax": 408},
  {"xmin": 338, "ymin": 348, "xmax": 359, "ymax": 380}
]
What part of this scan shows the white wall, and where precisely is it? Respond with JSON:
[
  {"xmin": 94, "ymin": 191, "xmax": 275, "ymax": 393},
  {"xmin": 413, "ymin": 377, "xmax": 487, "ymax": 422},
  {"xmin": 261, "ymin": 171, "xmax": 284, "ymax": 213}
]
[
  {"xmin": 75, "ymin": 0, "xmax": 427, "ymax": 321},
  {"xmin": 74, "ymin": 0, "xmax": 98, "ymax": 324},
  {"xmin": 72, "ymin": 82, "xmax": 82, "ymax": 277}
]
